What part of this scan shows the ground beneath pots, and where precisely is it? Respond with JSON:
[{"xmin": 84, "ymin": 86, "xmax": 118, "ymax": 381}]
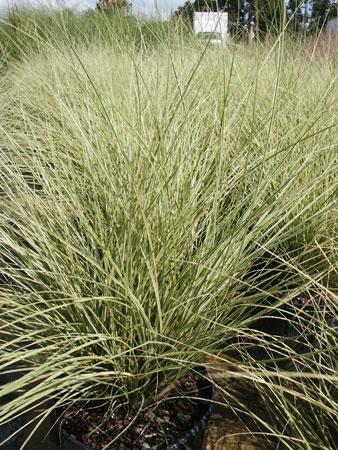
[
  {"xmin": 61, "ymin": 371, "xmax": 211, "ymax": 450},
  {"xmin": 203, "ymin": 356, "xmax": 274, "ymax": 450}
]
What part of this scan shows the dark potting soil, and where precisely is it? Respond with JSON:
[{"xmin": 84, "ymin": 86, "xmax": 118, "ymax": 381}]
[{"xmin": 61, "ymin": 371, "xmax": 210, "ymax": 450}]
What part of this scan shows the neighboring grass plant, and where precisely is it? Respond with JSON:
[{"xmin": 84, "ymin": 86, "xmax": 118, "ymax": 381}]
[{"xmin": 0, "ymin": 8, "xmax": 191, "ymax": 71}]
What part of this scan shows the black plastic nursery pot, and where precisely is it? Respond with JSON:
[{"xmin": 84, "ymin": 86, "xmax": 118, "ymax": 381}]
[
  {"xmin": 0, "ymin": 418, "xmax": 22, "ymax": 450},
  {"xmin": 52, "ymin": 370, "xmax": 213, "ymax": 450},
  {"xmin": 251, "ymin": 297, "xmax": 337, "ymax": 368},
  {"xmin": 0, "ymin": 375, "xmax": 23, "ymax": 450}
]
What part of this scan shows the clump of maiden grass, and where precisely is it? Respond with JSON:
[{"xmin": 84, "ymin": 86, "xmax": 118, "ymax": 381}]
[
  {"xmin": 0, "ymin": 8, "xmax": 191, "ymax": 70},
  {"xmin": 237, "ymin": 284, "xmax": 337, "ymax": 450},
  {"xmin": 0, "ymin": 20, "xmax": 337, "ymax": 448},
  {"xmin": 211, "ymin": 294, "xmax": 337, "ymax": 449}
]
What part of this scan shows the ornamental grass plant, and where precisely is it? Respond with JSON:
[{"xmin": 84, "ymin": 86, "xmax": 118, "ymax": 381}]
[{"xmin": 0, "ymin": 10, "xmax": 337, "ymax": 449}]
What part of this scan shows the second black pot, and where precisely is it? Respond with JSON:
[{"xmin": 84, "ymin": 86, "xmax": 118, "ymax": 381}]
[{"xmin": 251, "ymin": 299, "xmax": 337, "ymax": 369}]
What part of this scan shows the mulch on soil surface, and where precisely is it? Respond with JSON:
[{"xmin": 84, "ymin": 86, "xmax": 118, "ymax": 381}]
[{"xmin": 61, "ymin": 371, "xmax": 210, "ymax": 450}]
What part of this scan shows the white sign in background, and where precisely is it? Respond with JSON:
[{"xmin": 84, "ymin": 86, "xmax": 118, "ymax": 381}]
[{"xmin": 193, "ymin": 12, "xmax": 228, "ymax": 40}]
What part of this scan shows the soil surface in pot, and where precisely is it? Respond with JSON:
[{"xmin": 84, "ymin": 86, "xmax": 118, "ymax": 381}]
[{"xmin": 61, "ymin": 371, "xmax": 210, "ymax": 450}]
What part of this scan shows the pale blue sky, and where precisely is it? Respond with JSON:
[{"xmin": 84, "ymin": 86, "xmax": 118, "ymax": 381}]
[{"xmin": 0, "ymin": 0, "xmax": 186, "ymax": 17}]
